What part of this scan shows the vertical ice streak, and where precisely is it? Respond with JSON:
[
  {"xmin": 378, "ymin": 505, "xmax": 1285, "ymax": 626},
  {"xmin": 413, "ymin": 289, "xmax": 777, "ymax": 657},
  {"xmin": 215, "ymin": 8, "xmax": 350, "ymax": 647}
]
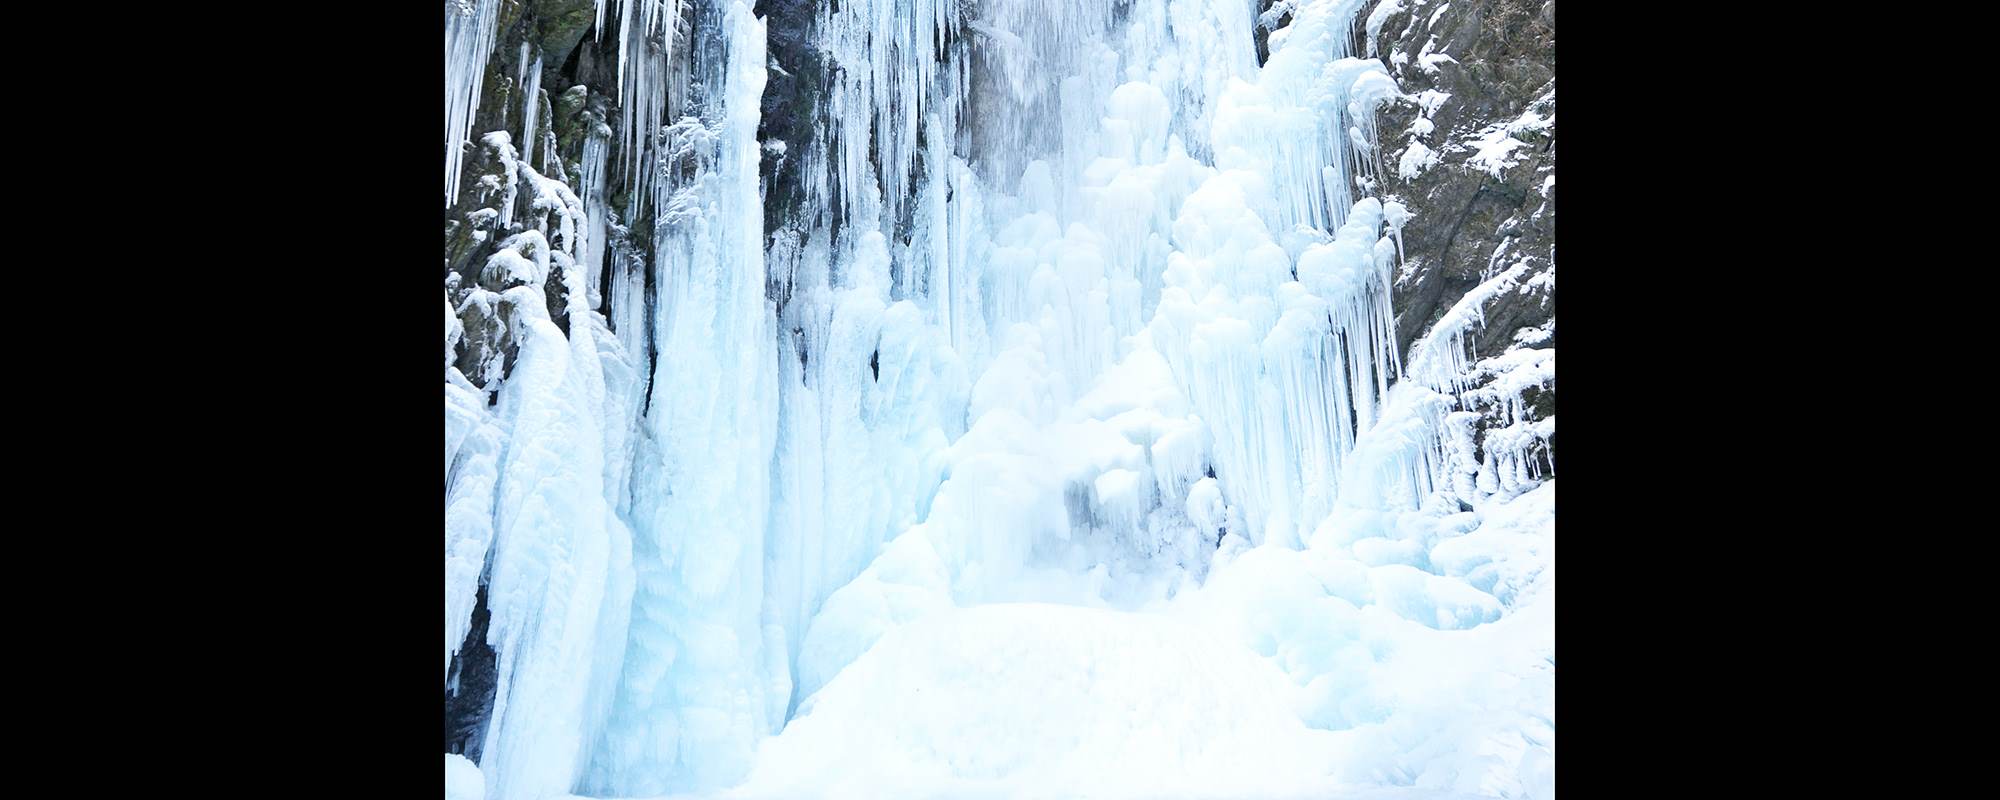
[
  {"xmin": 519, "ymin": 52, "xmax": 544, "ymax": 172},
  {"xmin": 577, "ymin": 123, "xmax": 612, "ymax": 308},
  {"xmin": 585, "ymin": 2, "xmax": 778, "ymax": 794}
]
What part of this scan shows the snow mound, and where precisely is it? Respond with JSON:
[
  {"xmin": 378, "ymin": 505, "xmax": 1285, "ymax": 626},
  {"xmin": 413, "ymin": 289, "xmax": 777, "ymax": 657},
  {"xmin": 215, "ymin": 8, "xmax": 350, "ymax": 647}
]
[
  {"xmin": 445, "ymin": 753, "xmax": 484, "ymax": 800},
  {"xmin": 737, "ymin": 603, "xmax": 1348, "ymax": 799}
]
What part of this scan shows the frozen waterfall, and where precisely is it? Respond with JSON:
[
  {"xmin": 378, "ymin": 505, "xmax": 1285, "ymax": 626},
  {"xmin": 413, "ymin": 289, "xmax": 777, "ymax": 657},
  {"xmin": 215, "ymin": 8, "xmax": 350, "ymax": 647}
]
[{"xmin": 443, "ymin": 0, "xmax": 1555, "ymax": 797}]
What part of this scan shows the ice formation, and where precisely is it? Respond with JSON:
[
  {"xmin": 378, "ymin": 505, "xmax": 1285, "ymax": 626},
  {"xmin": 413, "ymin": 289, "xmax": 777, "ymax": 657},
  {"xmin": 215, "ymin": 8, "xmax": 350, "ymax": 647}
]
[
  {"xmin": 444, "ymin": 0, "xmax": 1555, "ymax": 797},
  {"xmin": 445, "ymin": 0, "xmax": 503, "ymax": 206}
]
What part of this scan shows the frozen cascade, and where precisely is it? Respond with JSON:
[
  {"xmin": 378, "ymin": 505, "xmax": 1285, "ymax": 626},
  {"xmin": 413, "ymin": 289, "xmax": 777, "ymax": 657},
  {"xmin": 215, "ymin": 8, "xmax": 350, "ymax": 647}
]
[
  {"xmin": 443, "ymin": 127, "xmax": 645, "ymax": 799},
  {"xmin": 444, "ymin": 0, "xmax": 1553, "ymax": 797},
  {"xmin": 583, "ymin": 3, "xmax": 783, "ymax": 795}
]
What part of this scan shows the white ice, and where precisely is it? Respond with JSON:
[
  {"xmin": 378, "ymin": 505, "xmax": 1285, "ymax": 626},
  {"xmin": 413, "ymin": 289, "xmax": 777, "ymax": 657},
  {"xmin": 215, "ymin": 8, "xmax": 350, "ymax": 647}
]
[{"xmin": 445, "ymin": 0, "xmax": 1554, "ymax": 797}]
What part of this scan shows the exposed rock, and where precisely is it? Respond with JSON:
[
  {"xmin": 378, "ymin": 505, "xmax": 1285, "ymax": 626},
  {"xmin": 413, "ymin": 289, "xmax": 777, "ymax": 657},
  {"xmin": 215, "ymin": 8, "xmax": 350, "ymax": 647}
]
[
  {"xmin": 444, "ymin": 583, "xmax": 499, "ymax": 761},
  {"xmin": 536, "ymin": 0, "xmax": 600, "ymax": 74},
  {"xmin": 1363, "ymin": 0, "xmax": 1555, "ymax": 359},
  {"xmin": 757, "ymin": 0, "xmax": 826, "ymax": 240}
]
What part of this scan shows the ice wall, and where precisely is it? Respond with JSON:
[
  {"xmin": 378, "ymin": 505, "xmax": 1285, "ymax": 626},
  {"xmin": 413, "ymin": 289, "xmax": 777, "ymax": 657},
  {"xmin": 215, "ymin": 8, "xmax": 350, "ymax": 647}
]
[
  {"xmin": 580, "ymin": 3, "xmax": 785, "ymax": 795},
  {"xmin": 445, "ymin": 123, "xmax": 645, "ymax": 799},
  {"xmin": 444, "ymin": 0, "xmax": 1553, "ymax": 796}
]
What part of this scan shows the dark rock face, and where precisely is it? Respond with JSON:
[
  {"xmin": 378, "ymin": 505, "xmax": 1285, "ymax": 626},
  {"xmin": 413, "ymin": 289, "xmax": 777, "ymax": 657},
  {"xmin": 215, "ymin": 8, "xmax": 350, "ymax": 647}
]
[
  {"xmin": 756, "ymin": 0, "xmax": 826, "ymax": 240},
  {"xmin": 536, "ymin": 0, "xmax": 601, "ymax": 74},
  {"xmin": 445, "ymin": 583, "xmax": 499, "ymax": 761},
  {"xmin": 1362, "ymin": 0, "xmax": 1555, "ymax": 360},
  {"xmin": 1354, "ymin": 0, "xmax": 1556, "ymax": 483}
]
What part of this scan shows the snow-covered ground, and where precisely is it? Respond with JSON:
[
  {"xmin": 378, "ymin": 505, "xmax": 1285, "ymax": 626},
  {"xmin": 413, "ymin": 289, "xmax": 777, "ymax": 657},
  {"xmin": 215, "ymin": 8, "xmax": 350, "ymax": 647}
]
[
  {"xmin": 492, "ymin": 477, "xmax": 1551, "ymax": 800},
  {"xmin": 723, "ymin": 484, "xmax": 1553, "ymax": 800}
]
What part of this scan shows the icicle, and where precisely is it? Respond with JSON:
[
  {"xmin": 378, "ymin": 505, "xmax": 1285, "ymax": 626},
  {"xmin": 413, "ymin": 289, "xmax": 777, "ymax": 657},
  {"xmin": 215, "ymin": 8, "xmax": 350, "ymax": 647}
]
[
  {"xmin": 817, "ymin": 0, "xmax": 966, "ymax": 235},
  {"xmin": 445, "ymin": 0, "xmax": 502, "ymax": 206},
  {"xmin": 598, "ymin": 0, "xmax": 687, "ymax": 219}
]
